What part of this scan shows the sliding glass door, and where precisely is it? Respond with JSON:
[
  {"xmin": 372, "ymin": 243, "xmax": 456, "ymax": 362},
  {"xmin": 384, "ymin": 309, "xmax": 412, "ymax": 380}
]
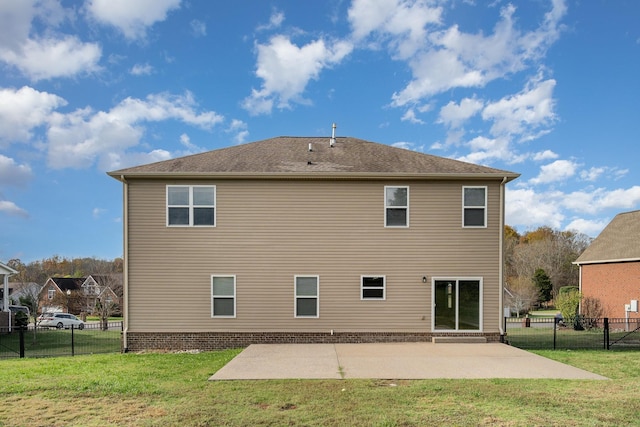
[{"xmin": 434, "ymin": 279, "xmax": 481, "ymax": 331}]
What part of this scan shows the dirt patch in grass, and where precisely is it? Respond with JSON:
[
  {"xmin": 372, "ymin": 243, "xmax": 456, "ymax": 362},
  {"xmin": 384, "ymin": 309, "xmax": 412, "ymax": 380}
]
[{"xmin": 1, "ymin": 394, "xmax": 166, "ymax": 427}]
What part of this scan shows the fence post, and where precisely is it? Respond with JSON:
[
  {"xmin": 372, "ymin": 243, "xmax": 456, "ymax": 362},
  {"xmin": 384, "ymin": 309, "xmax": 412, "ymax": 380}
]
[
  {"xmin": 19, "ymin": 327, "xmax": 25, "ymax": 358},
  {"xmin": 553, "ymin": 318, "xmax": 557, "ymax": 350},
  {"xmin": 604, "ymin": 318, "xmax": 609, "ymax": 350},
  {"xmin": 71, "ymin": 324, "xmax": 75, "ymax": 357}
]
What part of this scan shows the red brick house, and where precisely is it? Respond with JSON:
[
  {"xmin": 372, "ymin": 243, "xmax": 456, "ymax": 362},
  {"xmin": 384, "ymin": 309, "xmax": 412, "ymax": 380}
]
[{"xmin": 574, "ymin": 210, "xmax": 640, "ymax": 319}]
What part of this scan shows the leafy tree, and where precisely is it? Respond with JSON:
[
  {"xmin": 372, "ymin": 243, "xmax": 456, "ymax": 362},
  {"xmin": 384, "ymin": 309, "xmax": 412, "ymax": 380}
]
[
  {"xmin": 532, "ymin": 268, "xmax": 553, "ymax": 306},
  {"xmin": 505, "ymin": 226, "xmax": 591, "ymax": 297},
  {"xmin": 556, "ymin": 287, "xmax": 582, "ymax": 328},
  {"xmin": 505, "ymin": 276, "xmax": 537, "ymax": 316}
]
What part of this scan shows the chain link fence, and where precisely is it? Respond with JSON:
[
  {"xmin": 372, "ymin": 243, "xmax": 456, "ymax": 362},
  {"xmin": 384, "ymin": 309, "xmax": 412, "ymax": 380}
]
[
  {"xmin": 505, "ymin": 317, "xmax": 640, "ymax": 350},
  {"xmin": 0, "ymin": 321, "xmax": 122, "ymax": 359}
]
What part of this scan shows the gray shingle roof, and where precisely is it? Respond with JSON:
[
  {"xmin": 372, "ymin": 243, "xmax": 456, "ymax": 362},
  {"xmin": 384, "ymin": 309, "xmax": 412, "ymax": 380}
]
[
  {"xmin": 108, "ymin": 136, "xmax": 519, "ymax": 180},
  {"xmin": 575, "ymin": 210, "xmax": 640, "ymax": 264}
]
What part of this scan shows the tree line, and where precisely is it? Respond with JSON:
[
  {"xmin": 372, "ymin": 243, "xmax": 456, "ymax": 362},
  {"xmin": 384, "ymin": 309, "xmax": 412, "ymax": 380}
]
[
  {"xmin": 7, "ymin": 256, "xmax": 123, "ymax": 285},
  {"xmin": 504, "ymin": 225, "xmax": 593, "ymax": 316},
  {"xmin": 6, "ymin": 256, "xmax": 124, "ymax": 329}
]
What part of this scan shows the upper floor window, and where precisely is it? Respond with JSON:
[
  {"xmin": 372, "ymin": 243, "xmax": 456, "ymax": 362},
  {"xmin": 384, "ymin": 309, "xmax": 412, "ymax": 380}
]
[
  {"xmin": 361, "ymin": 276, "xmax": 385, "ymax": 300},
  {"xmin": 385, "ymin": 186, "xmax": 409, "ymax": 227},
  {"xmin": 167, "ymin": 185, "xmax": 215, "ymax": 227},
  {"xmin": 463, "ymin": 186, "xmax": 487, "ymax": 228},
  {"xmin": 47, "ymin": 288, "xmax": 55, "ymax": 300}
]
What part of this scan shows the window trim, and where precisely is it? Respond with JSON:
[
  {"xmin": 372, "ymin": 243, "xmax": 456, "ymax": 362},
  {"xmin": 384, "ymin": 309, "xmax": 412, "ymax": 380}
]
[
  {"xmin": 294, "ymin": 275, "xmax": 319, "ymax": 318},
  {"xmin": 384, "ymin": 185, "xmax": 409, "ymax": 228},
  {"xmin": 462, "ymin": 186, "xmax": 487, "ymax": 228},
  {"xmin": 361, "ymin": 275, "xmax": 386, "ymax": 300},
  {"xmin": 167, "ymin": 185, "xmax": 216, "ymax": 227},
  {"xmin": 211, "ymin": 275, "xmax": 236, "ymax": 318}
]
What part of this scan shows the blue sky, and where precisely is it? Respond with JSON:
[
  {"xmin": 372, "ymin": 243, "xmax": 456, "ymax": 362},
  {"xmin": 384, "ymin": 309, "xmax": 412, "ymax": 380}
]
[{"xmin": 1, "ymin": 0, "xmax": 639, "ymax": 263}]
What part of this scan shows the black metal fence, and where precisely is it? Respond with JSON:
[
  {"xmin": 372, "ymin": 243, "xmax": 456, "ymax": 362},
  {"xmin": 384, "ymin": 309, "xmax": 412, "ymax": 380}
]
[
  {"xmin": 0, "ymin": 321, "xmax": 122, "ymax": 359},
  {"xmin": 505, "ymin": 317, "xmax": 640, "ymax": 350}
]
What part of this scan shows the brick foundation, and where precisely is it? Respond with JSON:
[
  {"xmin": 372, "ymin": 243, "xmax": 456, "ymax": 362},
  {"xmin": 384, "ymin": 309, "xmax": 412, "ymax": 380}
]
[{"xmin": 123, "ymin": 331, "xmax": 502, "ymax": 352}]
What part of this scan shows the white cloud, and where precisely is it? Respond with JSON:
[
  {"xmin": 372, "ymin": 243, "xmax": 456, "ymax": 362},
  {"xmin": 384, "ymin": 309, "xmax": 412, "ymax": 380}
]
[
  {"xmin": 0, "ymin": 200, "xmax": 28, "ymax": 218},
  {"xmin": 506, "ymin": 187, "xmax": 564, "ymax": 229},
  {"xmin": 564, "ymin": 218, "xmax": 609, "ymax": 236},
  {"xmin": 0, "ymin": 0, "xmax": 101, "ymax": 80},
  {"xmin": 507, "ymin": 184, "xmax": 640, "ymax": 235},
  {"xmin": 86, "ymin": 0, "xmax": 181, "ymax": 40},
  {"xmin": 348, "ymin": 0, "xmax": 442, "ymax": 59},
  {"xmin": 579, "ymin": 166, "xmax": 628, "ymax": 182},
  {"xmin": 0, "ymin": 35, "xmax": 101, "ymax": 81},
  {"xmin": 2, "ymin": 36, "xmax": 101, "ymax": 81},
  {"xmin": 383, "ymin": 1, "xmax": 566, "ymax": 106},
  {"xmin": 46, "ymin": 92, "xmax": 223, "ymax": 170},
  {"xmin": 92, "ymin": 207, "xmax": 105, "ymax": 219},
  {"xmin": 103, "ymin": 149, "xmax": 172, "ymax": 171},
  {"xmin": 0, "ymin": 0, "xmax": 35, "ymax": 50},
  {"xmin": 529, "ymin": 159, "xmax": 578, "ymax": 185},
  {"xmin": 257, "ymin": 10, "xmax": 285, "ymax": 31},
  {"xmin": 532, "ymin": 150, "xmax": 558, "ymax": 161},
  {"xmin": 392, "ymin": 141, "xmax": 425, "ymax": 152},
  {"xmin": 482, "ymin": 78, "xmax": 556, "ymax": 137},
  {"xmin": 190, "ymin": 19, "xmax": 207, "ymax": 37},
  {"xmin": 457, "ymin": 136, "xmax": 526, "ymax": 165},
  {"xmin": 438, "ymin": 97, "xmax": 484, "ymax": 129},
  {"xmin": 0, "ymin": 86, "xmax": 66, "ymax": 144},
  {"xmin": 243, "ymin": 35, "xmax": 353, "ymax": 115},
  {"xmin": 226, "ymin": 119, "xmax": 249, "ymax": 144},
  {"xmin": 0, "ymin": 154, "xmax": 32, "ymax": 187},
  {"xmin": 400, "ymin": 109, "xmax": 424, "ymax": 124},
  {"xmin": 130, "ymin": 63, "xmax": 154, "ymax": 76},
  {"xmin": 590, "ymin": 186, "xmax": 640, "ymax": 212}
]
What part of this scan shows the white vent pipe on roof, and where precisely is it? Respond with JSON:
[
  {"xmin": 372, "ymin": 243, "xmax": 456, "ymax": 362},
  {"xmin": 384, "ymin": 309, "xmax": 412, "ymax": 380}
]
[
  {"xmin": 308, "ymin": 143, "xmax": 313, "ymax": 152},
  {"xmin": 330, "ymin": 123, "xmax": 336, "ymax": 147}
]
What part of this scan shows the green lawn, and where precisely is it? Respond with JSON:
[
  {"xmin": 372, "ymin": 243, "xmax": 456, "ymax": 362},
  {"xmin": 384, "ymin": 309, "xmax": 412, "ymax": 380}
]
[
  {"xmin": 0, "ymin": 328, "xmax": 121, "ymax": 358},
  {"xmin": 0, "ymin": 348, "xmax": 639, "ymax": 426}
]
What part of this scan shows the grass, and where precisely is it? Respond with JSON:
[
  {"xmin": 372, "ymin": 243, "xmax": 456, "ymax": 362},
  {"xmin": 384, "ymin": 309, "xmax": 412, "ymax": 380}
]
[
  {"xmin": 0, "ymin": 327, "xmax": 121, "ymax": 358},
  {"xmin": 0, "ymin": 349, "xmax": 639, "ymax": 426}
]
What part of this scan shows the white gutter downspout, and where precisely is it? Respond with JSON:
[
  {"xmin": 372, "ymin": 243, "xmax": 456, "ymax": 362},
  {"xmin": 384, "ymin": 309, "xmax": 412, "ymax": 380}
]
[
  {"xmin": 499, "ymin": 177, "xmax": 508, "ymax": 339},
  {"xmin": 121, "ymin": 175, "xmax": 129, "ymax": 352}
]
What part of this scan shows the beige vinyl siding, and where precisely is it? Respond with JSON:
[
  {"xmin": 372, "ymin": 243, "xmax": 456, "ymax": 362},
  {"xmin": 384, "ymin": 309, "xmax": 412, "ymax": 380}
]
[{"xmin": 126, "ymin": 178, "xmax": 503, "ymax": 333}]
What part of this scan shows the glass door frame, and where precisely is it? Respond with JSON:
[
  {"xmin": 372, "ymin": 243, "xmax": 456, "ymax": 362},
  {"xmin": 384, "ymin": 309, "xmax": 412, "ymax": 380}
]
[{"xmin": 431, "ymin": 277, "xmax": 483, "ymax": 332}]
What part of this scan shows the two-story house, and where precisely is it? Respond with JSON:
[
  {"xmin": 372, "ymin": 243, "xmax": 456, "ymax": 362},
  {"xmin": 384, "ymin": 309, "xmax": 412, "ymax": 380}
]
[
  {"xmin": 108, "ymin": 135, "xmax": 519, "ymax": 352},
  {"xmin": 39, "ymin": 277, "xmax": 85, "ymax": 314}
]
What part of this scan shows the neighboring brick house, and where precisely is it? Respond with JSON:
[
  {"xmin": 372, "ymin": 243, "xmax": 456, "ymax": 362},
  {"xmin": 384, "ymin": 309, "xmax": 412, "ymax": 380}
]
[
  {"xmin": 82, "ymin": 274, "xmax": 123, "ymax": 315},
  {"xmin": 574, "ymin": 210, "xmax": 640, "ymax": 319},
  {"xmin": 39, "ymin": 277, "xmax": 85, "ymax": 314},
  {"xmin": 108, "ymin": 135, "xmax": 519, "ymax": 351}
]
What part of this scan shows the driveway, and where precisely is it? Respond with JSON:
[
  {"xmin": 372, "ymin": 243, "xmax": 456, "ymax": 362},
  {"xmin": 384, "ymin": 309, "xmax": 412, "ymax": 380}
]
[{"xmin": 209, "ymin": 343, "xmax": 607, "ymax": 380}]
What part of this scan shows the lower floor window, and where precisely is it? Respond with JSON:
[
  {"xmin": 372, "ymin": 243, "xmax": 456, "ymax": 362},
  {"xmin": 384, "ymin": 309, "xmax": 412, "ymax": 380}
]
[
  {"xmin": 433, "ymin": 278, "xmax": 481, "ymax": 331},
  {"xmin": 361, "ymin": 276, "xmax": 385, "ymax": 300},
  {"xmin": 295, "ymin": 276, "xmax": 319, "ymax": 318},
  {"xmin": 211, "ymin": 275, "xmax": 236, "ymax": 317}
]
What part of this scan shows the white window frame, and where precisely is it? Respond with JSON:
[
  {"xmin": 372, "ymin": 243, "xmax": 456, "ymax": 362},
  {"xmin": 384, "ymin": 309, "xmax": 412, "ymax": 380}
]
[
  {"xmin": 384, "ymin": 185, "xmax": 409, "ymax": 228},
  {"xmin": 294, "ymin": 275, "xmax": 319, "ymax": 318},
  {"xmin": 462, "ymin": 186, "xmax": 487, "ymax": 228},
  {"xmin": 361, "ymin": 275, "xmax": 386, "ymax": 300},
  {"xmin": 167, "ymin": 185, "xmax": 216, "ymax": 227},
  {"xmin": 431, "ymin": 277, "xmax": 483, "ymax": 332},
  {"xmin": 48, "ymin": 289, "xmax": 55, "ymax": 300},
  {"xmin": 211, "ymin": 275, "xmax": 236, "ymax": 318}
]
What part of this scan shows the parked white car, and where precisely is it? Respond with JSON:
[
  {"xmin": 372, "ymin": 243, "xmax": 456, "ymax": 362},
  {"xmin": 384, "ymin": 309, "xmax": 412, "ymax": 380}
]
[{"xmin": 39, "ymin": 313, "xmax": 85, "ymax": 330}]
